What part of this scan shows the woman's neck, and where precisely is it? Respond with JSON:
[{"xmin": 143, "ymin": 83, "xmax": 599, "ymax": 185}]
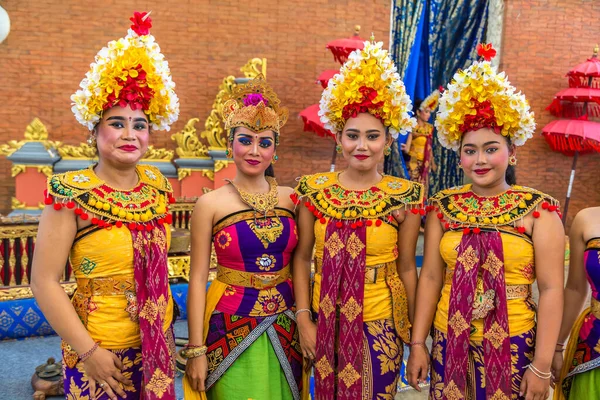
[
  {"xmin": 232, "ymin": 172, "xmax": 269, "ymax": 193},
  {"xmin": 94, "ymin": 160, "xmax": 139, "ymax": 190},
  {"xmin": 339, "ymin": 168, "xmax": 382, "ymax": 190},
  {"xmin": 416, "ymin": 118, "xmax": 427, "ymax": 126},
  {"xmin": 470, "ymin": 179, "xmax": 511, "ymax": 197}
]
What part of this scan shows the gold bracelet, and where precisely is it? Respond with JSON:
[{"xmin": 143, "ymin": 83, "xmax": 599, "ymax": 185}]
[{"xmin": 181, "ymin": 345, "xmax": 208, "ymax": 359}]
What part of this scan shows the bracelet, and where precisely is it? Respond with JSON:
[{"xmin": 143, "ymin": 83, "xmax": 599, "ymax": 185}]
[
  {"xmin": 528, "ymin": 363, "xmax": 552, "ymax": 380},
  {"xmin": 79, "ymin": 342, "xmax": 100, "ymax": 362},
  {"xmin": 409, "ymin": 341, "xmax": 428, "ymax": 350},
  {"xmin": 295, "ymin": 308, "xmax": 312, "ymax": 319},
  {"xmin": 555, "ymin": 348, "xmax": 564, "ymax": 353},
  {"xmin": 181, "ymin": 344, "xmax": 208, "ymax": 359}
]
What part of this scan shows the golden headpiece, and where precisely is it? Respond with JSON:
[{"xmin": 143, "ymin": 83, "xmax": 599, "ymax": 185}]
[
  {"xmin": 319, "ymin": 38, "xmax": 415, "ymax": 138},
  {"xmin": 435, "ymin": 43, "xmax": 535, "ymax": 151},
  {"xmin": 223, "ymin": 75, "xmax": 288, "ymax": 142},
  {"xmin": 71, "ymin": 12, "xmax": 179, "ymax": 131}
]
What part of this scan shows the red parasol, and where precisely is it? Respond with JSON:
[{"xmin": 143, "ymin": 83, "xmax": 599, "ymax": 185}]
[
  {"xmin": 317, "ymin": 70, "xmax": 339, "ymax": 89},
  {"xmin": 542, "ymin": 118, "xmax": 600, "ymax": 155},
  {"xmin": 326, "ymin": 25, "xmax": 365, "ymax": 64},
  {"xmin": 546, "ymin": 88, "xmax": 600, "ymax": 118},
  {"xmin": 299, "ymin": 104, "xmax": 334, "ymax": 139},
  {"xmin": 542, "ymin": 46, "xmax": 600, "ymax": 223}
]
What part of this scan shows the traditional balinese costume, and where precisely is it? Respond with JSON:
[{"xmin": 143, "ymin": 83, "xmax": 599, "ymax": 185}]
[
  {"xmin": 45, "ymin": 11, "xmax": 180, "ymax": 399},
  {"xmin": 555, "ymin": 238, "xmax": 600, "ymax": 399},
  {"xmin": 428, "ymin": 44, "xmax": 560, "ymax": 400},
  {"xmin": 183, "ymin": 76, "xmax": 303, "ymax": 400},
  {"xmin": 407, "ymin": 90, "xmax": 440, "ymax": 198},
  {"xmin": 293, "ymin": 39, "xmax": 423, "ymax": 400}
]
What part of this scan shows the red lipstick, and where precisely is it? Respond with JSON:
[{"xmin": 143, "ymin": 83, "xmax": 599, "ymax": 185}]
[
  {"xmin": 474, "ymin": 168, "xmax": 491, "ymax": 175},
  {"xmin": 354, "ymin": 155, "xmax": 369, "ymax": 160},
  {"xmin": 119, "ymin": 145, "xmax": 138, "ymax": 152},
  {"xmin": 246, "ymin": 159, "xmax": 260, "ymax": 166}
]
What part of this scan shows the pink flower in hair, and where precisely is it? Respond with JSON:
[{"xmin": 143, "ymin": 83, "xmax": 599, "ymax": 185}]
[{"xmin": 243, "ymin": 93, "xmax": 269, "ymax": 107}]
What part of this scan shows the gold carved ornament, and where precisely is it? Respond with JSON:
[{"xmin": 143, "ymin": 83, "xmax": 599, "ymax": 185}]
[
  {"xmin": 57, "ymin": 142, "xmax": 97, "ymax": 159},
  {"xmin": 142, "ymin": 146, "xmax": 174, "ymax": 161},
  {"xmin": 0, "ymin": 118, "xmax": 61, "ymax": 157},
  {"xmin": 171, "ymin": 118, "xmax": 209, "ymax": 158}
]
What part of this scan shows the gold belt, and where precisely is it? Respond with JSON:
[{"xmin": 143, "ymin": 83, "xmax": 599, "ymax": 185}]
[
  {"xmin": 592, "ymin": 298, "xmax": 600, "ymax": 319},
  {"xmin": 314, "ymin": 259, "xmax": 394, "ymax": 284},
  {"xmin": 217, "ymin": 264, "xmax": 290, "ymax": 289},
  {"xmin": 76, "ymin": 275, "xmax": 135, "ymax": 297}
]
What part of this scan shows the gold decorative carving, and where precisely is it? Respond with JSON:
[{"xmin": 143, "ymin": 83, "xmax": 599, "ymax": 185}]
[
  {"xmin": 0, "ymin": 283, "xmax": 77, "ymax": 301},
  {"xmin": 0, "ymin": 118, "xmax": 61, "ymax": 156},
  {"xmin": 20, "ymin": 238, "xmax": 29, "ymax": 285},
  {"xmin": 178, "ymin": 168, "xmax": 192, "ymax": 181},
  {"xmin": 200, "ymin": 76, "xmax": 236, "ymax": 150},
  {"xmin": 168, "ymin": 255, "xmax": 190, "ymax": 281},
  {"xmin": 214, "ymin": 160, "xmax": 233, "ymax": 173},
  {"xmin": 0, "ymin": 224, "xmax": 39, "ymax": 240},
  {"xmin": 202, "ymin": 170, "xmax": 215, "ymax": 181},
  {"xmin": 57, "ymin": 142, "xmax": 97, "ymax": 159},
  {"xmin": 168, "ymin": 202, "xmax": 196, "ymax": 213},
  {"xmin": 11, "ymin": 197, "xmax": 27, "ymax": 210},
  {"xmin": 9, "ymin": 238, "xmax": 16, "ymax": 286},
  {"xmin": 143, "ymin": 146, "xmax": 174, "ymax": 161},
  {"xmin": 171, "ymin": 118, "xmax": 209, "ymax": 158},
  {"xmin": 37, "ymin": 165, "xmax": 53, "ymax": 177},
  {"xmin": 11, "ymin": 165, "xmax": 26, "ymax": 177},
  {"xmin": 240, "ymin": 58, "xmax": 268, "ymax": 79}
]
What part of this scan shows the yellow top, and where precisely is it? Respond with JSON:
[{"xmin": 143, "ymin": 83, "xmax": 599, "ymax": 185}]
[
  {"xmin": 433, "ymin": 230, "xmax": 535, "ymax": 341},
  {"xmin": 70, "ymin": 225, "xmax": 173, "ymax": 349},
  {"xmin": 409, "ymin": 123, "xmax": 433, "ymax": 164}
]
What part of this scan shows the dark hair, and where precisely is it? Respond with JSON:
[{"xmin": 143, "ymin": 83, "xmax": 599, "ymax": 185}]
[
  {"xmin": 413, "ymin": 99, "xmax": 423, "ymax": 111},
  {"xmin": 229, "ymin": 128, "xmax": 276, "ymax": 178}
]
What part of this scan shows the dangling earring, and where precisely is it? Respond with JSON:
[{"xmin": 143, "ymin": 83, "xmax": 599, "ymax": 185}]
[
  {"xmin": 384, "ymin": 145, "xmax": 392, "ymax": 156},
  {"xmin": 457, "ymin": 160, "xmax": 462, "ymax": 169},
  {"xmin": 272, "ymin": 154, "xmax": 278, "ymax": 164},
  {"xmin": 335, "ymin": 144, "xmax": 342, "ymax": 154},
  {"xmin": 225, "ymin": 148, "xmax": 232, "ymax": 159},
  {"xmin": 87, "ymin": 133, "xmax": 97, "ymax": 147},
  {"xmin": 509, "ymin": 155, "xmax": 517, "ymax": 166}
]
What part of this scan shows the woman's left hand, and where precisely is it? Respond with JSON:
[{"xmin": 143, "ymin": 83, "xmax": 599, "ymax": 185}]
[{"xmin": 520, "ymin": 368, "xmax": 550, "ymax": 400}]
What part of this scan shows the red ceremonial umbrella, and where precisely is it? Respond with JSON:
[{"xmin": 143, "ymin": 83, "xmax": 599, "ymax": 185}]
[
  {"xmin": 300, "ymin": 104, "xmax": 334, "ymax": 139},
  {"xmin": 326, "ymin": 25, "xmax": 365, "ymax": 64},
  {"xmin": 317, "ymin": 70, "xmax": 339, "ymax": 89},
  {"xmin": 542, "ymin": 46, "xmax": 600, "ymax": 223}
]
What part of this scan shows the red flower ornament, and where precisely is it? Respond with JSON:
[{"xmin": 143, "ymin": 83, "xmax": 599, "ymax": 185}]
[{"xmin": 130, "ymin": 11, "xmax": 152, "ymax": 36}]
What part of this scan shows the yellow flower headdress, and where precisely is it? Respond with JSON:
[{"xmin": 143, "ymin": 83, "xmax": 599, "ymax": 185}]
[
  {"xmin": 319, "ymin": 38, "xmax": 416, "ymax": 139},
  {"xmin": 435, "ymin": 43, "xmax": 535, "ymax": 151},
  {"xmin": 71, "ymin": 11, "xmax": 180, "ymax": 132},
  {"xmin": 223, "ymin": 75, "xmax": 288, "ymax": 143}
]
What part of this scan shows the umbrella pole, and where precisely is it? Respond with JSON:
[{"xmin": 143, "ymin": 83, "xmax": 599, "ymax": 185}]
[
  {"xmin": 330, "ymin": 144, "xmax": 337, "ymax": 172},
  {"xmin": 562, "ymin": 150, "xmax": 578, "ymax": 225}
]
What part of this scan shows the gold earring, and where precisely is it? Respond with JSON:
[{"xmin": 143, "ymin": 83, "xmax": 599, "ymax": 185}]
[
  {"xmin": 272, "ymin": 154, "xmax": 278, "ymax": 164},
  {"xmin": 457, "ymin": 160, "xmax": 462, "ymax": 169},
  {"xmin": 384, "ymin": 146, "xmax": 392, "ymax": 156},
  {"xmin": 225, "ymin": 148, "xmax": 232, "ymax": 158},
  {"xmin": 335, "ymin": 144, "xmax": 342, "ymax": 154},
  {"xmin": 509, "ymin": 155, "xmax": 517, "ymax": 166},
  {"xmin": 87, "ymin": 134, "xmax": 96, "ymax": 147}
]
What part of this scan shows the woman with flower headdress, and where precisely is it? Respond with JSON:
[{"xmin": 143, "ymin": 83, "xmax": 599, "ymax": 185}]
[
  {"xmin": 31, "ymin": 12, "xmax": 179, "ymax": 400},
  {"xmin": 406, "ymin": 44, "xmax": 565, "ymax": 400},
  {"xmin": 292, "ymin": 37, "xmax": 423, "ymax": 400},
  {"xmin": 183, "ymin": 76, "xmax": 303, "ymax": 400},
  {"xmin": 552, "ymin": 206, "xmax": 600, "ymax": 400},
  {"xmin": 402, "ymin": 90, "xmax": 440, "ymax": 199}
]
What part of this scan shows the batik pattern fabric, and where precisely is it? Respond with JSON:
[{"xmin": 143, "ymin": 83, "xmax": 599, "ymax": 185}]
[
  {"xmin": 57, "ymin": 165, "xmax": 176, "ymax": 400},
  {"xmin": 408, "ymin": 123, "xmax": 434, "ymax": 198},
  {"xmin": 294, "ymin": 172, "xmax": 423, "ymax": 400},
  {"xmin": 430, "ymin": 327, "xmax": 535, "ymax": 400},
  {"xmin": 429, "ymin": 185, "xmax": 559, "ymax": 400},
  {"xmin": 202, "ymin": 208, "xmax": 302, "ymax": 399},
  {"xmin": 557, "ymin": 238, "xmax": 600, "ymax": 399}
]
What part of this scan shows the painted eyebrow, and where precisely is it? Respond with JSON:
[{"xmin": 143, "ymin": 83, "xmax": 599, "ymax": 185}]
[
  {"xmin": 344, "ymin": 129, "xmax": 382, "ymax": 133},
  {"xmin": 237, "ymin": 134, "xmax": 274, "ymax": 140},
  {"xmin": 106, "ymin": 116, "xmax": 148, "ymax": 123},
  {"xmin": 463, "ymin": 140, "xmax": 501, "ymax": 148}
]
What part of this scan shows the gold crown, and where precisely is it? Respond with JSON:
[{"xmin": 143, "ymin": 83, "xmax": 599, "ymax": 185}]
[{"xmin": 223, "ymin": 75, "xmax": 288, "ymax": 137}]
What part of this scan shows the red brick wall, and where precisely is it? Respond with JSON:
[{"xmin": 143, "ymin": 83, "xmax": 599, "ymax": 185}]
[
  {"xmin": 0, "ymin": 0, "xmax": 388, "ymax": 214},
  {"xmin": 1, "ymin": 0, "xmax": 598, "ymax": 229},
  {"xmin": 500, "ymin": 0, "xmax": 600, "ymax": 228}
]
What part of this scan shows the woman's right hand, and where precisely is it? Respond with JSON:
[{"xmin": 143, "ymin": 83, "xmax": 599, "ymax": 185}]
[
  {"xmin": 186, "ymin": 355, "xmax": 208, "ymax": 393},
  {"xmin": 83, "ymin": 347, "xmax": 132, "ymax": 400},
  {"xmin": 406, "ymin": 344, "xmax": 430, "ymax": 392},
  {"xmin": 297, "ymin": 314, "xmax": 317, "ymax": 361}
]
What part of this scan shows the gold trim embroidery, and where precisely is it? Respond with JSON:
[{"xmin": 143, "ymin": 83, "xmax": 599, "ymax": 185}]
[
  {"xmin": 448, "ymin": 311, "xmax": 469, "ymax": 335},
  {"xmin": 139, "ymin": 300, "xmax": 159, "ymax": 325},
  {"xmin": 338, "ymin": 363, "xmax": 361, "ymax": 388},
  {"xmin": 316, "ymin": 356, "xmax": 334, "ymax": 379},
  {"xmin": 145, "ymin": 368, "xmax": 173, "ymax": 398},
  {"xmin": 340, "ymin": 296, "xmax": 362, "ymax": 323},
  {"xmin": 484, "ymin": 321, "xmax": 508, "ymax": 350},
  {"xmin": 489, "ymin": 389, "xmax": 510, "ymax": 400},
  {"xmin": 443, "ymin": 380, "xmax": 464, "ymax": 400},
  {"xmin": 324, "ymin": 232, "xmax": 345, "ymax": 258},
  {"xmin": 457, "ymin": 245, "xmax": 479, "ymax": 272},
  {"xmin": 320, "ymin": 295, "xmax": 335, "ymax": 319},
  {"xmin": 346, "ymin": 232, "xmax": 365, "ymax": 260},
  {"xmin": 482, "ymin": 251, "xmax": 503, "ymax": 279}
]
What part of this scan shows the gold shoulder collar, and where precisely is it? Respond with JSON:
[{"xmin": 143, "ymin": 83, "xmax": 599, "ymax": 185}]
[
  {"xmin": 294, "ymin": 172, "xmax": 337, "ymax": 197},
  {"xmin": 47, "ymin": 167, "xmax": 103, "ymax": 199},
  {"xmin": 377, "ymin": 176, "xmax": 423, "ymax": 205},
  {"xmin": 431, "ymin": 184, "xmax": 560, "ymax": 227},
  {"xmin": 137, "ymin": 164, "xmax": 172, "ymax": 193}
]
